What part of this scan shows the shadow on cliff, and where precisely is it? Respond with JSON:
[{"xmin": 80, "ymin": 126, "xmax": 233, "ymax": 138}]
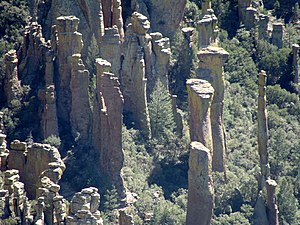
[{"xmin": 148, "ymin": 151, "xmax": 189, "ymax": 199}]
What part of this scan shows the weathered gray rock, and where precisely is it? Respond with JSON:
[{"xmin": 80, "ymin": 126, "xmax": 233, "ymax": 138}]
[
  {"xmin": 266, "ymin": 179, "xmax": 279, "ymax": 225},
  {"xmin": 197, "ymin": 46, "xmax": 229, "ymax": 172},
  {"xmin": 257, "ymin": 70, "xmax": 269, "ymax": 187},
  {"xmin": 132, "ymin": 0, "xmax": 187, "ymax": 37},
  {"xmin": 8, "ymin": 142, "xmax": 65, "ymax": 199},
  {"xmin": 4, "ymin": 50, "xmax": 23, "ymax": 104},
  {"xmin": 187, "ymin": 79, "xmax": 214, "ymax": 153},
  {"xmin": 100, "ymin": 26, "xmax": 122, "ymax": 78},
  {"xmin": 186, "ymin": 142, "xmax": 213, "ymax": 225},
  {"xmin": 121, "ymin": 13, "xmax": 151, "ymax": 137},
  {"xmin": 67, "ymin": 187, "xmax": 103, "ymax": 225},
  {"xmin": 92, "ymin": 58, "xmax": 125, "ymax": 198},
  {"xmin": 271, "ymin": 23, "xmax": 284, "ymax": 49},
  {"xmin": 197, "ymin": 8, "xmax": 218, "ymax": 48},
  {"xmin": 56, "ymin": 16, "xmax": 92, "ymax": 143}
]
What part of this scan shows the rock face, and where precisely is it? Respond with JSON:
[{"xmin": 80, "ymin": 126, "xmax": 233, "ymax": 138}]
[
  {"xmin": 271, "ymin": 23, "xmax": 284, "ymax": 49},
  {"xmin": 0, "ymin": 133, "xmax": 9, "ymax": 171},
  {"xmin": 257, "ymin": 70, "xmax": 269, "ymax": 187},
  {"xmin": 56, "ymin": 16, "xmax": 92, "ymax": 143},
  {"xmin": 197, "ymin": 46, "xmax": 229, "ymax": 172},
  {"xmin": 292, "ymin": 44, "xmax": 299, "ymax": 84},
  {"xmin": 67, "ymin": 187, "xmax": 103, "ymax": 225},
  {"xmin": 186, "ymin": 141, "xmax": 213, "ymax": 225},
  {"xmin": 244, "ymin": 6, "xmax": 258, "ymax": 30},
  {"xmin": 187, "ymin": 79, "xmax": 214, "ymax": 153},
  {"xmin": 92, "ymin": 58, "xmax": 125, "ymax": 198},
  {"xmin": 238, "ymin": 0, "xmax": 251, "ymax": 23},
  {"xmin": 132, "ymin": 0, "xmax": 187, "ymax": 37},
  {"xmin": 121, "ymin": 12, "xmax": 151, "ymax": 137},
  {"xmin": 266, "ymin": 179, "xmax": 279, "ymax": 225},
  {"xmin": 8, "ymin": 141, "xmax": 65, "ymax": 199},
  {"xmin": 4, "ymin": 50, "xmax": 23, "ymax": 104}
]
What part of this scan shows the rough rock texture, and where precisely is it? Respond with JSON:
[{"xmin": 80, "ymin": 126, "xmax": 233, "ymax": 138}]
[
  {"xmin": 119, "ymin": 208, "xmax": 134, "ymax": 225},
  {"xmin": 134, "ymin": 0, "xmax": 187, "ymax": 37},
  {"xmin": 266, "ymin": 179, "xmax": 279, "ymax": 225},
  {"xmin": 67, "ymin": 187, "xmax": 103, "ymax": 225},
  {"xmin": 40, "ymin": 49, "xmax": 59, "ymax": 139},
  {"xmin": 101, "ymin": 0, "xmax": 125, "ymax": 40},
  {"xmin": 2, "ymin": 170, "xmax": 31, "ymax": 223},
  {"xmin": 186, "ymin": 141, "xmax": 213, "ymax": 225},
  {"xmin": 187, "ymin": 79, "xmax": 214, "ymax": 153},
  {"xmin": 197, "ymin": 46, "xmax": 229, "ymax": 172},
  {"xmin": 0, "ymin": 133, "xmax": 9, "ymax": 171},
  {"xmin": 149, "ymin": 32, "xmax": 171, "ymax": 94},
  {"xmin": 56, "ymin": 16, "xmax": 92, "ymax": 143},
  {"xmin": 100, "ymin": 26, "xmax": 122, "ymax": 78},
  {"xmin": 244, "ymin": 7, "xmax": 258, "ymax": 30},
  {"xmin": 271, "ymin": 23, "xmax": 284, "ymax": 49},
  {"xmin": 4, "ymin": 50, "xmax": 23, "ymax": 104},
  {"xmin": 69, "ymin": 54, "xmax": 92, "ymax": 143},
  {"xmin": 257, "ymin": 70, "xmax": 269, "ymax": 187},
  {"xmin": 93, "ymin": 58, "xmax": 125, "ymax": 198},
  {"xmin": 121, "ymin": 12, "xmax": 151, "ymax": 137},
  {"xmin": 18, "ymin": 22, "xmax": 49, "ymax": 84},
  {"xmin": 253, "ymin": 191, "xmax": 269, "ymax": 225},
  {"xmin": 197, "ymin": 5, "xmax": 218, "ymax": 49},
  {"xmin": 8, "ymin": 142, "xmax": 65, "ymax": 199},
  {"xmin": 292, "ymin": 44, "xmax": 299, "ymax": 84},
  {"xmin": 258, "ymin": 14, "xmax": 270, "ymax": 40},
  {"xmin": 36, "ymin": 0, "xmax": 104, "ymax": 58}
]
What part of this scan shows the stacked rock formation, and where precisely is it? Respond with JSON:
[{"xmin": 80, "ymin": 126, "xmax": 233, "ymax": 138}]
[
  {"xmin": 292, "ymin": 44, "xmax": 299, "ymax": 84},
  {"xmin": 258, "ymin": 14, "xmax": 270, "ymax": 40},
  {"xmin": 67, "ymin": 187, "xmax": 102, "ymax": 225},
  {"xmin": 100, "ymin": 26, "xmax": 122, "ymax": 78},
  {"xmin": 271, "ymin": 23, "xmax": 284, "ymax": 49},
  {"xmin": 187, "ymin": 79, "xmax": 214, "ymax": 153},
  {"xmin": 56, "ymin": 16, "xmax": 92, "ymax": 143},
  {"xmin": 186, "ymin": 142, "xmax": 214, "ymax": 225},
  {"xmin": 197, "ymin": 46, "xmax": 229, "ymax": 172},
  {"xmin": 92, "ymin": 58, "xmax": 125, "ymax": 198},
  {"xmin": 0, "ymin": 133, "xmax": 9, "ymax": 171},
  {"xmin": 8, "ymin": 141, "xmax": 65, "ymax": 199},
  {"xmin": 266, "ymin": 179, "xmax": 279, "ymax": 225},
  {"xmin": 2, "ymin": 169, "xmax": 32, "ymax": 223},
  {"xmin": 197, "ymin": 1, "xmax": 218, "ymax": 48},
  {"xmin": 4, "ymin": 50, "xmax": 23, "ymax": 105}
]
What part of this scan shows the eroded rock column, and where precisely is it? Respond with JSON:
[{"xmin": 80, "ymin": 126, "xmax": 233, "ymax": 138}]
[
  {"xmin": 186, "ymin": 142, "xmax": 213, "ymax": 225},
  {"xmin": 56, "ymin": 16, "xmax": 92, "ymax": 143},
  {"xmin": 187, "ymin": 79, "xmax": 214, "ymax": 153},
  {"xmin": 121, "ymin": 12, "xmax": 151, "ymax": 137},
  {"xmin": 4, "ymin": 50, "xmax": 23, "ymax": 104},
  {"xmin": 93, "ymin": 58, "xmax": 125, "ymax": 198},
  {"xmin": 271, "ymin": 23, "xmax": 284, "ymax": 49},
  {"xmin": 67, "ymin": 187, "xmax": 102, "ymax": 225},
  {"xmin": 197, "ymin": 46, "xmax": 229, "ymax": 172},
  {"xmin": 266, "ymin": 179, "xmax": 279, "ymax": 225},
  {"xmin": 197, "ymin": 6, "xmax": 218, "ymax": 49},
  {"xmin": 258, "ymin": 70, "xmax": 269, "ymax": 186},
  {"xmin": 100, "ymin": 26, "xmax": 122, "ymax": 78}
]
